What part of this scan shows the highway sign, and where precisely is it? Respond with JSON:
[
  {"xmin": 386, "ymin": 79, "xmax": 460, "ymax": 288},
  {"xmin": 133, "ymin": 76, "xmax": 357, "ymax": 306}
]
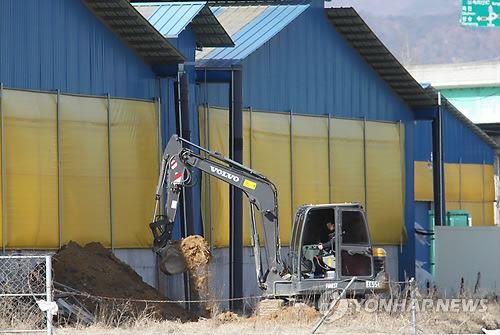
[{"xmin": 461, "ymin": 0, "xmax": 500, "ymax": 27}]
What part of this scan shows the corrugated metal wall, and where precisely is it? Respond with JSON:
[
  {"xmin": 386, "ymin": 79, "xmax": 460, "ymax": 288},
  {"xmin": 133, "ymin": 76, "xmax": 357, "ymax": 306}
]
[
  {"xmin": 0, "ymin": 0, "xmax": 158, "ymax": 99},
  {"xmin": 414, "ymin": 109, "xmax": 494, "ymax": 165},
  {"xmin": 168, "ymin": 29, "xmax": 197, "ymax": 62}
]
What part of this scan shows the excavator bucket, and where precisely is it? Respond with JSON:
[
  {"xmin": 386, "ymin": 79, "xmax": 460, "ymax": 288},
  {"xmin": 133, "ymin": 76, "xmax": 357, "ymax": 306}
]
[
  {"xmin": 159, "ymin": 242, "xmax": 187, "ymax": 275},
  {"xmin": 150, "ymin": 215, "xmax": 187, "ymax": 275}
]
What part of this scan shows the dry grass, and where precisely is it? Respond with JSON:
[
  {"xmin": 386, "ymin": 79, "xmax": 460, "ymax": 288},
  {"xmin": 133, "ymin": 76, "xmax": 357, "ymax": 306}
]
[
  {"xmin": 0, "ymin": 297, "xmax": 47, "ymax": 332},
  {"xmin": 53, "ymin": 299, "xmax": 500, "ymax": 335},
  {"xmin": 5, "ymin": 279, "xmax": 500, "ymax": 335},
  {"xmin": 51, "ymin": 302, "xmax": 500, "ymax": 335}
]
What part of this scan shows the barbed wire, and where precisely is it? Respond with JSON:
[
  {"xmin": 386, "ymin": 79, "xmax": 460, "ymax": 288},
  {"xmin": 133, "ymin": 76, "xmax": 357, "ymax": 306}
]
[
  {"xmin": 54, "ymin": 285, "xmax": 266, "ymax": 304},
  {"xmin": 52, "ymin": 278, "xmax": 414, "ymax": 305}
]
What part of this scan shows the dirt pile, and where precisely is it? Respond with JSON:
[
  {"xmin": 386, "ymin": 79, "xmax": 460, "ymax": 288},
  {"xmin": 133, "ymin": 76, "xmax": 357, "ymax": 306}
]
[{"xmin": 53, "ymin": 241, "xmax": 194, "ymax": 322}]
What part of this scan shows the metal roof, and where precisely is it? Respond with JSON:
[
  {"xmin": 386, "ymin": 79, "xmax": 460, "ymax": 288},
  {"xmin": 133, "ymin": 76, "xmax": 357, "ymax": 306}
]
[
  {"xmin": 133, "ymin": 2, "xmax": 233, "ymax": 48},
  {"xmin": 81, "ymin": 0, "xmax": 184, "ymax": 64},
  {"xmin": 326, "ymin": 7, "xmax": 496, "ymax": 148},
  {"xmin": 196, "ymin": 4, "xmax": 310, "ymax": 67}
]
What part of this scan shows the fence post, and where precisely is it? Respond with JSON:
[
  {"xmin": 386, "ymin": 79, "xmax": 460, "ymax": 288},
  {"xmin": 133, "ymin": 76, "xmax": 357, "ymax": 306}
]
[
  {"xmin": 45, "ymin": 255, "xmax": 53, "ymax": 335},
  {"xmin": 410, "ymin": 277, "xmax": 417, "ymax": 335}
]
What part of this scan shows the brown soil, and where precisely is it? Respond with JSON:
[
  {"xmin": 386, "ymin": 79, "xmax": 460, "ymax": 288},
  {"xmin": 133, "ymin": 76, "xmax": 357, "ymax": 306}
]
[
  {"xmin": 265, "ymin": 304, "xmax": 320, "ymax": 323},
  {"xmin": 179, "ymin": 235, "xmax": 210, "ymax": 290},
  {"xmin": 179, "ymin": 235, "xmax": 215, "ymax": 316},
  {"xmin": 179, "ymin": 235, "xmax": 210, "ymax": 271},
  {"xmin": 53, "ymin": 241, "xmax": 195, "ymax": 322},
  {"xmin": 216, "ymin": 311, "xmax": 239, "ymax": 323}
]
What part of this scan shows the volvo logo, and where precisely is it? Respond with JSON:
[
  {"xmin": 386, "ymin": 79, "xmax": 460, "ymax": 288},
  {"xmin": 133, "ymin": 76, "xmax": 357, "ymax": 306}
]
[{"xmin": 210, "ymin": 166, "xmax": 240, "ymax": 182}]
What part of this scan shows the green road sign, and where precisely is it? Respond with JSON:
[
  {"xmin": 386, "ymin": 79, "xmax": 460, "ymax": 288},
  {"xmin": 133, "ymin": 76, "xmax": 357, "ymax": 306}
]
[{"xmin": 461, "ymin": 0, "xmax": 500, "ymax": 27}]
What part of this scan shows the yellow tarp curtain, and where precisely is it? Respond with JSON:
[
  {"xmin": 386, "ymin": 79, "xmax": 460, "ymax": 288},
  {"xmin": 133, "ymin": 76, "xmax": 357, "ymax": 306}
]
[
  {"xmin": 3, "ymin": 90, "xmax": 58, "ymax": 248},
  {"xmin": 0, "ymin": 89, "xmax": 158, "ymax": 249},
  {"xmin": 365, "ymin": 121, "xmax": 404, "ymax": 244},
  {"xmin": 330, "ymin": 118, "xmax": 365, "ymax": 206},
  {"xmin": 414, "ymin": 161, "xmax": 495, "ymax": 226},
  {"xmin": 110, "ymin": 99, "xmax": 159, "ymax": 248},
  {"xmin": 200, "ymin": 107, "xmax": 406, "ymax": 247},
  {"xmin": 251, "ymin": 112, "xmax": 292, "ymax": 244},
  {"xmin": 199, "ymin": 107, "xmax": 230, "ymax": 247},
  {"xmin": 60, "ymin": 95, "xmax": 111, "ymax": 246},
  {"xmin": 292, "ymin": 115, "xmax": 330, "ymax": 209}
]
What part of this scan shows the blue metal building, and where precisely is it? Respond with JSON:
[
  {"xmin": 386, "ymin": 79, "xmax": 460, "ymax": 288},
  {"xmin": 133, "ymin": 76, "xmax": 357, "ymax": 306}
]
[{"xmin": 1, "ymin": 0, "xmax": 493, "ymax": 303}]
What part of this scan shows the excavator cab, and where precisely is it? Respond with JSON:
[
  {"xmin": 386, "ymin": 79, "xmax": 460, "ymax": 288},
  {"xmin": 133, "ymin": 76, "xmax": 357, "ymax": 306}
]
[{"xmin": 288, "ymin": 204, "xmax": 387, "ymax": 294}]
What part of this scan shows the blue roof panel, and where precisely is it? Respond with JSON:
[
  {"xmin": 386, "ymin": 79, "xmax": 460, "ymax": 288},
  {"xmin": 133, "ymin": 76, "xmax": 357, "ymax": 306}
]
[
  {"xmin": 197, "ymin": 4, "xmax": 309, "ymax": 65},
  {"xmin": 136, "ymin": 2, "xmax": 206, "ymax": 38}
]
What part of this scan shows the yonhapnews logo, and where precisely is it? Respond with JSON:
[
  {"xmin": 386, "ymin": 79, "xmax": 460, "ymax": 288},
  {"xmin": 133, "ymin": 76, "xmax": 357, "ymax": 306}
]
[{"xmin": 323, "ymin": 298, "xmax": 488, "ymax": 323}]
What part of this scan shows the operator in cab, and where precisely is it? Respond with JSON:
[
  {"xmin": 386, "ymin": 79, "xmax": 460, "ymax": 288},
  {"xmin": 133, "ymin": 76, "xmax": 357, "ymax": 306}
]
[
  {"xmin": 312, "ymin": 220, "xmax": 336, "ymax": 277},
  {"xmin": 318, "ymin": 220, "xmax": 336, "ymax": 252}
]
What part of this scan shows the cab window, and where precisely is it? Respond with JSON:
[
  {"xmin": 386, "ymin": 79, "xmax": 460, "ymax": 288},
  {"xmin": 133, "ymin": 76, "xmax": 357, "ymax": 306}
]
[
  {"xmin": 341, "ymin": 210, "xmax": 369, "ymax": 245},
  {"xmin": 302, "ymin": 208, "xmax": 335, "ymax": 245}
]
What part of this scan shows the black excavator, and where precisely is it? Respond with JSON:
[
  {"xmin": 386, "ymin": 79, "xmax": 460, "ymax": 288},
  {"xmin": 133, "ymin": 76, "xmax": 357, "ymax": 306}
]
[{"xmin": 150, "ymin": 134, "xmax": 388, "ymax": 301}]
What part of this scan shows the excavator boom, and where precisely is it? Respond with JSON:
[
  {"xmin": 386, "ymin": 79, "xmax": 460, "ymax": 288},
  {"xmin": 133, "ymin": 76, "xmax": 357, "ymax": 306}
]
[{"xmin": 151, "ymin": 135, "xmax": 283, "ymax": 289}]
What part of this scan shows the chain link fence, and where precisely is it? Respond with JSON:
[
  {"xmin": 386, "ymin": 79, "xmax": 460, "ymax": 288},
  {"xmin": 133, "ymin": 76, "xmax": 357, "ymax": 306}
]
[{"xmin": 0, "ymin": 255, "xmax": 53, "ymax": 334}]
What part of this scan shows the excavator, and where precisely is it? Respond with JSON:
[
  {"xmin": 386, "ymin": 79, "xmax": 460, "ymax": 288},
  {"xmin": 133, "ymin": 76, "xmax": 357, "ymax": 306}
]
[{"xmin": 150, "ymin": 134, "xmax": 388, "ymax": 303}]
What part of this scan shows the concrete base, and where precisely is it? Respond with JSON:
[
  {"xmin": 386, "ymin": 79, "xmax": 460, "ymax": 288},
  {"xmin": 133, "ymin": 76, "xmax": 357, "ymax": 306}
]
[{"xmin": 113, "ymin": 249, "xmax": 158, "ymax": 288}]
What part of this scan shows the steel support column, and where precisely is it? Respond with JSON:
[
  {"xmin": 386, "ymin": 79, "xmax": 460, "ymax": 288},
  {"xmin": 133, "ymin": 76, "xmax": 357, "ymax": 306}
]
[
  {"xmin": 432, "ymin": 93, "xmax": 446, "ymax": 226},
  {"xmin": 229, "ymin": 68, "xmax": 243, "ymax": 311},
  {"xmin": 177, "ymin": 66, "xmax": 194, "ymax": 309}
]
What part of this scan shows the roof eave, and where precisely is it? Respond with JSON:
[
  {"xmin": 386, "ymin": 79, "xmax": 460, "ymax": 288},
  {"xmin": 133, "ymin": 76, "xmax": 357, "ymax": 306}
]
[
  {"xmin": 81, "ymin": 0, "xmax": 185, "ymax": 65},
  {"xmin": 193, "ymin": 5, "xmax": 234, "ymax": 48},
  {"xmin": 132, "ymin": 2, "xmax": 233, "ymax": 48}
]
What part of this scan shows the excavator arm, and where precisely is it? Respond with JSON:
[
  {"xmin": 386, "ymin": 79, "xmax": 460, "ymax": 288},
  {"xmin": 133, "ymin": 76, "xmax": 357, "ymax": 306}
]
[{"xmin": 150, "ymin": 135, "xmax": 283, "ymax": 289}]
